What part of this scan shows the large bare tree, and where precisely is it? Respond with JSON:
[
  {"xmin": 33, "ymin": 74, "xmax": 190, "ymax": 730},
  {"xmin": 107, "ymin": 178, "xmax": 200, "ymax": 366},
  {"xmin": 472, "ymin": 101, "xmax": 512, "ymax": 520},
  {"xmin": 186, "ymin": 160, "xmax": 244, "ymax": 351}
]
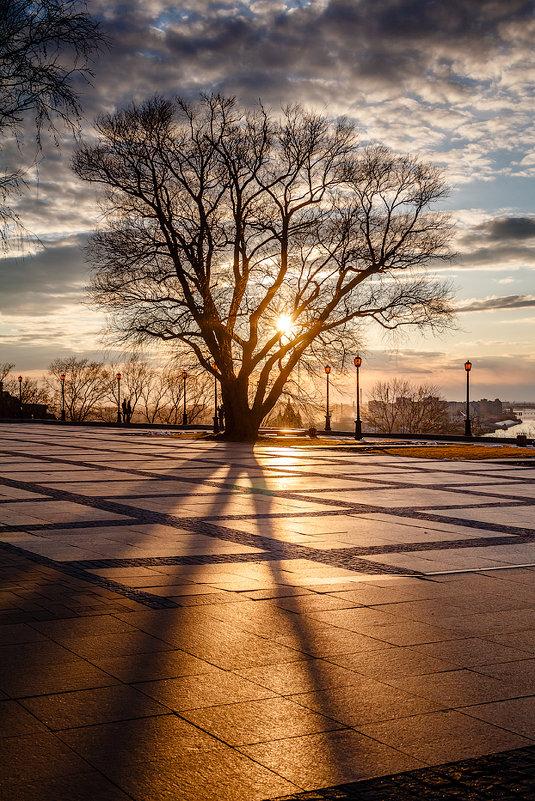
[{"xmin": 74, "ymin": 95, "xmax": 453, "ymax": 440}]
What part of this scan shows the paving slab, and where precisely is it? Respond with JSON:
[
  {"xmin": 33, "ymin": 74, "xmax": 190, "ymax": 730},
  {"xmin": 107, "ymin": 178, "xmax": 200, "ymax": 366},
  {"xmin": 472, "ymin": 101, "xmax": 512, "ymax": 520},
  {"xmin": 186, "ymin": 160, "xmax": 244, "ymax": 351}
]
[
  {"xmin": 239, "ymin": 728, "xmax": 423, "ymax": 789},
  {"xmin": 355, "ymin": 708, "xmax": 530, "ymax": 763}
]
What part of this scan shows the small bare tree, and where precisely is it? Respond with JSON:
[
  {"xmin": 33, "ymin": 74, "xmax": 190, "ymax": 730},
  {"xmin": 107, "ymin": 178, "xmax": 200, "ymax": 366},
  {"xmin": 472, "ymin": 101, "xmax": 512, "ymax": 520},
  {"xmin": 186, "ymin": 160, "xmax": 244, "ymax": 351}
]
[
  {"xmin": 366, "ymin": 378, "xmax": 449, "ymax": 434},
  {"xmin": 158, "ymin": 368, "xmax": 212, "ymax": 425},
  {"xmin": 3, "ymin": 374, "xmax": 49, "ymax": 405},
  {"xmin": 75, "ymin": 95, "xmax": 453, "ymax": 440},
  {"xmin": 48, "ymin": 357, "xmax": 109, "ymax": 422},
  {"xmin": 139, "ymin": 368, "xmax": 168, "ymax": 424},
  {"xmin": 105, "ymin": 352, "xmax": 155, "ymax": 420},
  {"xmin": 136, "ymin": 367, "xmax": 210, "ymax": 425},
  {"xmin": 0, "ymin": 362, "xmax": 14, "ymax": 386}
]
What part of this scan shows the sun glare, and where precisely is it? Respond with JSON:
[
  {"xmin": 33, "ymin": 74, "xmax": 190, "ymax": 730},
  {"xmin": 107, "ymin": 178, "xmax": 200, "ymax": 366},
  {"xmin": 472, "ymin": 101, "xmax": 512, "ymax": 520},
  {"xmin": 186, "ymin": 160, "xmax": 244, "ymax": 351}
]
[{"xmin": 277, "ymin": 313, "xmax": 293, "ymax": 334}]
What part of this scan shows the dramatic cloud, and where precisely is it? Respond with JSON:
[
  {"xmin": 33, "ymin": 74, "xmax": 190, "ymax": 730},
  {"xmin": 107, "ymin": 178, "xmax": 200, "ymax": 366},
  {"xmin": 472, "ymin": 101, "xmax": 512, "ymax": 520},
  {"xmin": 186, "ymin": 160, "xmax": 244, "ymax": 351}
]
[
  {"xmin": 474, "ymin": 217, "xmax": 535, "ymax": 242},
  {"xmin": 1, "ymin": 0, "xmax": 535, "ymax": 397},
  {"xmin": 86, "ymin": 0, "xmax": 535, "ymax": 102},
  {"xmin": 451, "ymin": 216, "xmax": 535, "ymax": 271},
  {"xmin": 0, "ymin": 237, "xmax": 89, "ymax": 315},
  {"xmin": 457, "ymin": 295, "xmax": 535, "ymax": 313},
  {"xmin": 454, "ymin": 246, "xmax": 535, "ymax": 269}
]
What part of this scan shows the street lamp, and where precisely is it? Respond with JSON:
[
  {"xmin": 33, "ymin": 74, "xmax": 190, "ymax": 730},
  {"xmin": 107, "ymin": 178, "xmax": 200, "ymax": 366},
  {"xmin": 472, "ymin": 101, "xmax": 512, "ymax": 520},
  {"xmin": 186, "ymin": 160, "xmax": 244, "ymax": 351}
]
[
  {"xmin": 116, "ymin": 373, "xmax": 122, "ymax": 423},
  {"xmin": 60, "ymin": 374, "xmax": 66, "ymax": 421},
  {"xmin": 213, "ymin": 364, "xmax": 219, "ymax": 434},
  {"xmin": 354, "ymin": 355, "xmax": 362, "ymax": 440},
  {"xmin": 464, "ymin": 360, "xmax": 472, "ymax": 437},
  {"xmin": 324, "ymin": 365, "xmax": 331, "ymax": 432},
  {"xmin": 182, "ymin": 371, "xmax": 188, "ymax": 426},
  {"xmin": 18, "ymin": 375, "xmax": 22, "ymax": 418}
]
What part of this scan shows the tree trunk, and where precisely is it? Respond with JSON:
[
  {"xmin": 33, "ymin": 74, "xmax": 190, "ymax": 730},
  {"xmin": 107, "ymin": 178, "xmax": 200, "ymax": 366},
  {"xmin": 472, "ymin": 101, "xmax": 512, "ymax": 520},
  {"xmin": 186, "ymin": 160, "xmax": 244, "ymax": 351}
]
[{"xmin": 221, "ymin": 379, "xmax": 263, "ymax": 442}]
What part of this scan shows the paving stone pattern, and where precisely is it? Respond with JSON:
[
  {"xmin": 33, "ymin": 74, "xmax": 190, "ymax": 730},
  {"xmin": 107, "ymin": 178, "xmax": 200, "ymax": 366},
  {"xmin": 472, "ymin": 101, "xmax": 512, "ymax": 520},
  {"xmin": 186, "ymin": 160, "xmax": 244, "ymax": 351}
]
[{"xmin": 1, "ymin": 424, "xmax": 535, "ymax": 800}]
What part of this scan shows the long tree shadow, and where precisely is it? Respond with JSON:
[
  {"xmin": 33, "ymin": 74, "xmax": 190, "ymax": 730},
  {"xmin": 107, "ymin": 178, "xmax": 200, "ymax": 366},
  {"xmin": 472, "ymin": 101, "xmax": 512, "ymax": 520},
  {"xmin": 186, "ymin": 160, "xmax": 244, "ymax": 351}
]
[
  {"xmin": 0, "ymin": 429, "xmax": 422, "ymax": 797},
  {"xmin": 86, "ymin": 437, "xmax": 396, "ymax": 794}
]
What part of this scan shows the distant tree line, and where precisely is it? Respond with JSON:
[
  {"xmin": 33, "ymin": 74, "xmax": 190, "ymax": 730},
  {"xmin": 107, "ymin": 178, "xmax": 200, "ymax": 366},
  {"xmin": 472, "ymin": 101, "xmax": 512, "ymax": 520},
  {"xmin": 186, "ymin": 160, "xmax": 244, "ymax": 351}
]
[
  {"xmin": 1, "ymin": 356, "xmax": 214, "ymax": 423},
  {"xmin": 1, "ymin": 355, "xmax": 328, "ymax": 427},
  {"xmin": 1, "ymin": 359, "xmax": 489, "ymax": 434}
]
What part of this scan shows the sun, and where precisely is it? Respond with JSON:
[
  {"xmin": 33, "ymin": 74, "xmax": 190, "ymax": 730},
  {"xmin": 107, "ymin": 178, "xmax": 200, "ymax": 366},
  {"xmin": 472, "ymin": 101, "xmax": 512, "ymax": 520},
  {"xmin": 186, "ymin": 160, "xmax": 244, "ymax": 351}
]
[{"xmin": 276, "ymin": 313, "xmax": 293, "ymax": 334}]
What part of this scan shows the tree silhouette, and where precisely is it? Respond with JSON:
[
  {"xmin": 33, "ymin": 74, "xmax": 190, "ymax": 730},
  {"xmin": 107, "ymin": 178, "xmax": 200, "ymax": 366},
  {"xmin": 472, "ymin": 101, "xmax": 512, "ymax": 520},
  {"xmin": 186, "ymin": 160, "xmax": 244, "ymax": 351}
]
[{"xmin": 75, "ymin": 95, "xmax": 453, "ymax": 440}]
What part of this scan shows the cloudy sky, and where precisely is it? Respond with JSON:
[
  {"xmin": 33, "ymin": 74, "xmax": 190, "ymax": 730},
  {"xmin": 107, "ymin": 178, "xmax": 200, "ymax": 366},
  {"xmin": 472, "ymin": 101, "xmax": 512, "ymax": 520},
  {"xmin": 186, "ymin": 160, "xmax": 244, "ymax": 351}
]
[{"xmin": 2, "ymin": 0, "xmax": 535, "ymax": 401}]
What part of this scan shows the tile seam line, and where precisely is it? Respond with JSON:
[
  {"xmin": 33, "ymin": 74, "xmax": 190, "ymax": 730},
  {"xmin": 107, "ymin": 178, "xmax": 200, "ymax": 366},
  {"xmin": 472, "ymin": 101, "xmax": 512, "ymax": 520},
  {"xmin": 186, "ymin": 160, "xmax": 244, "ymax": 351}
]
[
  {"xmin": 0, "ymin": 540, "xmax": 181, "ymax": 609},
  {"xmin": 61, "ymin": 531, "xmax": 535, "ymax": 569},
  {"xmin": 0, "ymin": 477, "xmax": 515, "ymax": 543},
  {"xmin": 1, "ymin": 447, "xmax": 411, "ymax": 492},
  {"xmin": 1, "ymin": 436, "xmax": 343, "ymax": 477},
  {"xmin": 2, "ymin": 461, "xmax": 534, "ymax": 501},
  {"xmin": 5, "ymin": 468, "xmax": 530, "ymax": 524}
]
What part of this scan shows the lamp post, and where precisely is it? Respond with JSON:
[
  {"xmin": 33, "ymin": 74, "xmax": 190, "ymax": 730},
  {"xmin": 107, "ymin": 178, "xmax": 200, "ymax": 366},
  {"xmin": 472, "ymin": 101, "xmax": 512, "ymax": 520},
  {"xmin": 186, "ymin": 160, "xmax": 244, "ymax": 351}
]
[
  {"xmin": 464, "ymin": 360, "xmax": 472, "ymax": 436},
  {"xmin": 213, "ymin": 365, "xmax": 219, "ymax": 434},
  {"xmin": 324, "ymin": 365, "xmax": 331, "ymax": 431},
  {"xmin": 116, "ymin": 373, "xmax": 122, "ymax": 423},
  {"xmin": 354, "ymin": 355, "xmax": 362, "ymax": 440},
  {"xmin": 182, "ymin": 371, "xmax": 188, "ymax": 426},
  {"xmin": 18, "ymin": 375, "xmax": 22, "ymax": 418},
  {"xmin": 60, "ymin": 374, "xmax": 66, "ymax": 421}
]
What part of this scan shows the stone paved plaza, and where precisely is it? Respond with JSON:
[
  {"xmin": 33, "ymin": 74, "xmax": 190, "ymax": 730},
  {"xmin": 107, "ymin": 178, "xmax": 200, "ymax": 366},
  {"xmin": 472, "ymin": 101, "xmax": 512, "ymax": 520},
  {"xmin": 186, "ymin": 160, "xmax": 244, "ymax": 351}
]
[{"xmin": 1, "ymin": 423, "xmax": 535, "ymax": 799}]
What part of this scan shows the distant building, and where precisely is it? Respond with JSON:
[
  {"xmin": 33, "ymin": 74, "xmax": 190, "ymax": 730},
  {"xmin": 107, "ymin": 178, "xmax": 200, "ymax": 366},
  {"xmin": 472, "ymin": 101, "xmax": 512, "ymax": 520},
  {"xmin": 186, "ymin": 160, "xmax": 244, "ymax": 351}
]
[
  {"xmin": 0, "ymin": 382, "xmax": 54, "ymax": 420},
  {"xmin": 446, "ymin": 398, "xmax": 503, "ymax": 421},
  {"xmin": 446, "ymin": 398, "xmax": 512, "ymax": 434},
  {"xmin": 478, "ymin": 398, "xmax": 504, "ymax": 417},
  {"xmin": 0, "ymin": 383, "xmax": 19, "ymax": 418}
]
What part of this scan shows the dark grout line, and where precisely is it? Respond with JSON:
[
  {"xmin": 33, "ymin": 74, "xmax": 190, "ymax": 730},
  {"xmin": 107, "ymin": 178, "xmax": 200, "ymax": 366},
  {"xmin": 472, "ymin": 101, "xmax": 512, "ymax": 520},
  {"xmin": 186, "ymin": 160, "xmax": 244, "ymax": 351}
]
[
  {"xmin": 0, "ymin": 540, "xmax": 181, "ymax": 610},
  {"xmin": 2, "ymin": 467, "xmax": 535, "ymax": 576},
  {"xmin": 2, "ymin": 433, "xmax": 535, "ymax": 597}
]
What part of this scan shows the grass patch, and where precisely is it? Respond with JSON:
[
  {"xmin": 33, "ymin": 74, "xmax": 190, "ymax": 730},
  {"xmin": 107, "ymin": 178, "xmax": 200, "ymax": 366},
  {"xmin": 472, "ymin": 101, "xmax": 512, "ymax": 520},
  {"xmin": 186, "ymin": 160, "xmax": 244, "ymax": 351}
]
[
  {"xmin": 255, "ymin": 438, "xmax": 534, "ymax": 460},
  {"xmin": 370, "ymin": 444, "xmax": 535, "ymax": 460},
  {"xmin": 255, "ymin": 436, "xmax": 351, "ymax": 447},
  {"xmin": 139, "ymin": 431, "xmax": 534, "ymax": 460}
]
